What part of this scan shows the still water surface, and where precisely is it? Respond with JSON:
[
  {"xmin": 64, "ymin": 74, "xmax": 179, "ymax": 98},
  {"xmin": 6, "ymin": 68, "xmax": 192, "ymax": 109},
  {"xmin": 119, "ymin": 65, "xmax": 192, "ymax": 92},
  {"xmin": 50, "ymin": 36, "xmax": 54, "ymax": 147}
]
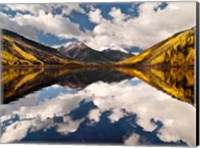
[{"xmin": 0, "ymin": 68, "xmax": 196, "ymax": 146}]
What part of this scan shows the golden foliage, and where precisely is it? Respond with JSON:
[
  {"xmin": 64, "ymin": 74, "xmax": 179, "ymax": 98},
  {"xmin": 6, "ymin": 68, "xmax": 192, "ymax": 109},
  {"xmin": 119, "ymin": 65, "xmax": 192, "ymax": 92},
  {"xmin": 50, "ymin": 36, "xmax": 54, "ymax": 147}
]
[
  {"xmin": 2, "ymin": 34, "xmax": 73, "ymax": 66},
  {"xmin": 118, "ymin": 27, "xmax": 195, "ymax": 67}
]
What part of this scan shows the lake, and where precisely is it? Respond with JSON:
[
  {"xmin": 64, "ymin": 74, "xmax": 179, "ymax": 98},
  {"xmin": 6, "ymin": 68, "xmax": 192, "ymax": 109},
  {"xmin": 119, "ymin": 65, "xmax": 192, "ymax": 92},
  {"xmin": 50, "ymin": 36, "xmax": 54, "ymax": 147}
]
[{"xmin": 0, "ymin": 67, "xmax": 196, "ymax": 146}]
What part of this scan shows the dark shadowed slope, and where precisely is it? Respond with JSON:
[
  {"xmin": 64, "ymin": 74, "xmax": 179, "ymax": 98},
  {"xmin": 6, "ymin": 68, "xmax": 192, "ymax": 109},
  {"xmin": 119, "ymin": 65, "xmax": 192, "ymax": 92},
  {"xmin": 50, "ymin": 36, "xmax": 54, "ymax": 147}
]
[
  {"xmin": 57, "ymin": 43, "xmax": 133, "ymax": 64},
  {"xmin": 101, "ymin": 49, "xmax": 133, "ymax": 62}
]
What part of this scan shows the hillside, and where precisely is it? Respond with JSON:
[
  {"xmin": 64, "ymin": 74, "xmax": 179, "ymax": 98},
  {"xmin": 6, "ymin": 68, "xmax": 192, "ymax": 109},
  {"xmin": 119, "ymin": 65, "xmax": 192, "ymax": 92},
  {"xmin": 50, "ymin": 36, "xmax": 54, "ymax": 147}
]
[
  {"xmin": 57, "ymin": 43, "xmax": 133, "ymax": 64},
  {"xmin": 1, "ymin": 29, "xmax": 78, "ymax": 66},
  {"xmin": 118, "ymin": 27, "xmax": 195, "ymax": 66}
]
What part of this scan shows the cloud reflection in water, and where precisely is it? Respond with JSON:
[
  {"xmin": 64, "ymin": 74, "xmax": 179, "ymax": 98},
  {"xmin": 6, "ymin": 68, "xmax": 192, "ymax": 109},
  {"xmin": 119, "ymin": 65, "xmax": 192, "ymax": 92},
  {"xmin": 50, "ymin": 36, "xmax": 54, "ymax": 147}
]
[{"xmin": 0, "ymin": 78, "xmax": 195, "ymax": 146}]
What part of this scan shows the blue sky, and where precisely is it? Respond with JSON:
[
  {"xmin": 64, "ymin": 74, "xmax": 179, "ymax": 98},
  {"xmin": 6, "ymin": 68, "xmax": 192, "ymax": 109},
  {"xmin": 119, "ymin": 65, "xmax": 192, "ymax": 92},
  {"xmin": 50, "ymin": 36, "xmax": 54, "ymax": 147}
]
[{"xmin": 0, "ymin": 2, "xmax": 196, "ymax": 52}]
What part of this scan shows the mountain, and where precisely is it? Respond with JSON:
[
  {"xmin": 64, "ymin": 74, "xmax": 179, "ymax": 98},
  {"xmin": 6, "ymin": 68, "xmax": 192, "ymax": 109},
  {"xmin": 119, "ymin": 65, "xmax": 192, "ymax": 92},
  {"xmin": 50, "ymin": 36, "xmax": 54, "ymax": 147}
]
[
  {"xmin": 118, "ymin": 27, "xmax": 195, "ymax": 67},
  {"xmin": 1, "ymin": 29, "xmax": 79, "ymax": 66},
  {"xmin": 57, "ymin": 43, "xmax": 133, "ymax": 64},
  {"xmin": 101, "ymin": 49, "xmax": 133, "ymax": 62}
]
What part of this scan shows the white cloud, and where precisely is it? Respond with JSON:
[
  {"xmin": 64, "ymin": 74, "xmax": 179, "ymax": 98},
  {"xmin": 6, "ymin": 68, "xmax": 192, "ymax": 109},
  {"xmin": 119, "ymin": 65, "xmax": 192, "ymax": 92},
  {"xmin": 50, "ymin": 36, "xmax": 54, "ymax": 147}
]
[
  {"xmin": 51, "ymin": 41, "xmax": 78, "ymax": 49},
  {"xmin": 0, "ymin": 12, "xmax": 38, "ymax": 40},
  {"xmin": 84, "ymin": 2, "xmax": 196, "ymax": 50},
  {"xmin": 0, "ymin": 2, "xmax": 196, "ymax": 50},
  {"xmin": 0, "ymin": 93, "xmax": 38, "ymax": 119},
  {"xmin": 87, "ymin": 108, "xmax": 101, "ymax": 123},
  {"xmin": 0, "ymin": 79, "xmax": 195, "ymax": 145},
  {"xmin": 4, "ymin": 4, "xmax": 85, "ymax": 16},
  {"xmin": 60, "ymin": 4, "xmax": 85, "ymax": 15},
  {"xmin": 0, "ymin": 4, "xmax": 85, "ymax": 43},
  {"xmin": 108, "ymin": 108, "xmax": 128, "ymax": 123},
  {"xmin": 88, "ymin": 8, "xmax": 102, "ymax": 24},
  {"xmin": 0, "ymin": 116, "xmax": 54, "ymax": 143},
  {"xmin": 56, "ymin": 116, "xmax": 84, "ymax": 135},
  {"xmin": 109, "ymin": 7, "xmax": 128, "ymax": 23},
  {"xmin": 4, "ymin": 4, "xmax": 52, "ymax": 16},
  {"xmin": 86, "ymin": 81, "xmax": 196, "ymax": 146},
  {"xmin": 13, "ymin": 11, "xmax": 83, "ymax": 39},
  {"xmin": 96, "ymin": 46, "xmax": 128, "ymax": 53},
  {"xmin": 124, "ymin": 133, "xmax": 140, "ymax": 145}
]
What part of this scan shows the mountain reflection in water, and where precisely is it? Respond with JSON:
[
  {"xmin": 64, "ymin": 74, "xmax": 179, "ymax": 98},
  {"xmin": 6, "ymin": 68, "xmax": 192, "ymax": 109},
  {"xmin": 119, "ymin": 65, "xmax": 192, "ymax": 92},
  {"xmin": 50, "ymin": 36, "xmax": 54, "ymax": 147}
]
[
  {"xmin": 0, "ymin": 67, "xmax": 195, "ymax": 146},
  {"xmin": 2, "ymin": 67, "xmax": 194, "ymax": 105},
  {"xmin": 118, "ymin": 67, "xmax": 194, "ymax": 105},
  {"xmin": 2, "ymin": 68, "xmax": 132, "ymax": 104}
]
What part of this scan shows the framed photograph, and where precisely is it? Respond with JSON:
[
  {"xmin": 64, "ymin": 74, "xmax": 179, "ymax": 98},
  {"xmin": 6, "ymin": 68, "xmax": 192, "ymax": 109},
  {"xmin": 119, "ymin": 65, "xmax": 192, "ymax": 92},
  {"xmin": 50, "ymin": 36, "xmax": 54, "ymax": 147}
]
[{"xmin": 0, "ymin": 0, "xmax": 199, "ymax": 147}]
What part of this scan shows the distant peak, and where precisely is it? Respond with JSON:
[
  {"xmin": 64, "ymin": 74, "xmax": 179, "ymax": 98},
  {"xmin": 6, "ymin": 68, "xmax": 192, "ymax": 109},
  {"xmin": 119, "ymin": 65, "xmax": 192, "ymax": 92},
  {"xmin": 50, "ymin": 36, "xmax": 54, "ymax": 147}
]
[
  {"xmin": 77, "ymin": 42, "xmax": 88, "ymax": 48},
  {"xmin": 66, "ymin": 42, "xmax": 88, "ymax": 50},
  {"xmin": 54, "ymin": 42, "xmax": 90, "ymax": 52}
]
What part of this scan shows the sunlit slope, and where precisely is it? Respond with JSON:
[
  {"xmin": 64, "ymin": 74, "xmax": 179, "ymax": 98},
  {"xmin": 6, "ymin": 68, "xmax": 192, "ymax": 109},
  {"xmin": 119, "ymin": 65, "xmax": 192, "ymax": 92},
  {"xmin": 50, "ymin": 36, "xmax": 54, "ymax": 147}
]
[
  {"xmin": 118, "ymin": 27, "xmax": 195, "ymax": 66},
  {"xmin": 1, "ymin": 29, "xmax": 79, "ymax": 66},
  {"xmin": 118, "ymin": 67, "xmax": 194, "ymax": 105}
]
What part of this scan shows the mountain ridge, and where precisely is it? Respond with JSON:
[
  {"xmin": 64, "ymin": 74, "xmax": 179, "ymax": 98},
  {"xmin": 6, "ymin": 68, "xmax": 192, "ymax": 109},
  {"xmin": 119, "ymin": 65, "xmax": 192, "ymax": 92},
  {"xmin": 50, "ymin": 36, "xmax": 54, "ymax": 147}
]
[
  {"xmin": 118, "ymin": 27, "xmax": 195, "ymax": 67},
  {"xmin": 57, "ymin": 43, "xmax": 133, "ymax": 64},
  {"xmin": 1, "ymin": 29, "xmax": 80, "ymax": 66},
  {"xmin": 1, "ymin": 27, "xmax": 195, "ymax": 67}
]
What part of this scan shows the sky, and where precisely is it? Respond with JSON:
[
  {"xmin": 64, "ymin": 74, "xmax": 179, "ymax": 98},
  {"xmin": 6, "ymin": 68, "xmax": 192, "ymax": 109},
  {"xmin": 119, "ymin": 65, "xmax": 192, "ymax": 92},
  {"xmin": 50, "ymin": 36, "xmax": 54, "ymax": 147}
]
[{"xmin": 0, "ymin": 2, "xmax": 196, "ymax": 52}]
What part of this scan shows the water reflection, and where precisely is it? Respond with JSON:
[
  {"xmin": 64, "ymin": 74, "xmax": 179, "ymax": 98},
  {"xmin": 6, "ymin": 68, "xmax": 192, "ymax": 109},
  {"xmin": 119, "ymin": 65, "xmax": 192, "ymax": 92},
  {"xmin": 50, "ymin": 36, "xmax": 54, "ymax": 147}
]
[
  {"xmin": 2, "ymin": 67, "xmax": 194, "ymax": 105},
  {"xmin": 118, "ymin": 67, "xmax": 194, "ymax": 105},
  {"xmin": 0, "ymin": 67, "xmax": 195, "ymax": 146},
  {"xmin": 2, "ymin": 68, "xmax": 132, "ymax": 104}
]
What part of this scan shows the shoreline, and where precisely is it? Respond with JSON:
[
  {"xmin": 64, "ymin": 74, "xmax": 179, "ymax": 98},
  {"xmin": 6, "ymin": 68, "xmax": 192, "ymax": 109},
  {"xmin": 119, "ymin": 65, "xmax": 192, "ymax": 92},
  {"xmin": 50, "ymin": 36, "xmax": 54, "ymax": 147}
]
[{"xmin": 2, "ymin": 63, "xmax": 194, "ymax": 70}]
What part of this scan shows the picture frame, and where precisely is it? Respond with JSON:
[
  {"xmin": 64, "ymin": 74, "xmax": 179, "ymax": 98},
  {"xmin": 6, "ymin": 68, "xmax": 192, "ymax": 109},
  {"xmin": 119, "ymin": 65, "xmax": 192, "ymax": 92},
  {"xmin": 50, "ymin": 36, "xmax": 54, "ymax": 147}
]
[{"xmin": 0, "ymin": 0, "xmax": 199, "ymax": 146}]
